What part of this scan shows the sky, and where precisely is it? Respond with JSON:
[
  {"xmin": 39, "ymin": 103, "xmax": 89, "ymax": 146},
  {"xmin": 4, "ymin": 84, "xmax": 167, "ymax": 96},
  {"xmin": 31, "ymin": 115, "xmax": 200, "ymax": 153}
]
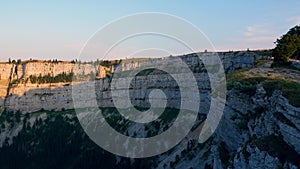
[{"xmin": 1, "ymin": 0, "xmax": 300, "ymax": 61}]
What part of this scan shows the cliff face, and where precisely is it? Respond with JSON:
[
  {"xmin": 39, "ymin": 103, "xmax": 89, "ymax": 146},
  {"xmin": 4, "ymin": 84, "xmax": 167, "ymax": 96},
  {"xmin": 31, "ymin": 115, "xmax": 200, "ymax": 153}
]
[
  {"xmin": 154, "ymin": 86, "xmax": 300, "ymax": 169},
  {"xmin": 0, "ymin": 52, "xmax": 266, "ymax": 113},
  {"xmin": 0, "ymin": 63, "xmax": 14, "ymax": 97},
  {"xmin": 217, "ymin": 87, "xmax": 300, "ymax": 169},
  {"xmin": 0, "ymin": 61, "xmax": 108, "ymax": 112},
  {"xmin": 0, "ymin": 52, "xmax": 300, "ymax": 168},
  {"xmin": 0, "ymin": 79, "xmax": 299, "ymax": 169}
]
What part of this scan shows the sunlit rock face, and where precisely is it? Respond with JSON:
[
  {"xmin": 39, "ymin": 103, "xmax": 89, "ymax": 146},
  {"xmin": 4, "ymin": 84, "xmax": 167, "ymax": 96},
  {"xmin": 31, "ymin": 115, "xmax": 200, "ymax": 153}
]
[{"xmin": 0, "ymin": 52, "xmax": 265, "ymax": 113}]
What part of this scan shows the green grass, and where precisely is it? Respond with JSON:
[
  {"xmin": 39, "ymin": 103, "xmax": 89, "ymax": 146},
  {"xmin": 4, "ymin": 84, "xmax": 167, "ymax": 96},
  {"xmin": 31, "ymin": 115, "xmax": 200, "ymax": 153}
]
[
  {"xmin": 227, "ymin": 73, "xmax": 267, "ymax": 96},
  {"xmin": 227, "ymin": 72, "xmax": 300, "ymax": 107},
  {"xmin": 255, "ymin": 58, "xmax": 269, "ymax": 66},
  {"xmin": 263, "ymin": 79, "xmax": 300, "ymax": 107}
]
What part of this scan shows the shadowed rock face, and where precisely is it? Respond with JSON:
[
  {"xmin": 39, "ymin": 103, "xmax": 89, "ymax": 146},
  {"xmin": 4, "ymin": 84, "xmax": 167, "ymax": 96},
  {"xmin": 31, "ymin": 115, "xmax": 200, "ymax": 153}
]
[
  {"xmin": 0, "ymin": 82, "xmax": 299, "ymax": 169},
  {"xmin": 157, "ymin": 86, "xmax": 300, "ymax": 169}
]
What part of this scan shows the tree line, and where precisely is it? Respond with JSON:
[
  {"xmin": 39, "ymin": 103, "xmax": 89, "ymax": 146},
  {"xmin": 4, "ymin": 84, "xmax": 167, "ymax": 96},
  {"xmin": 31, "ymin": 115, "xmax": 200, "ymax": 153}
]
[{"xmin": 29, "ymin": 72, "xmax": 74, "ymax": 84}]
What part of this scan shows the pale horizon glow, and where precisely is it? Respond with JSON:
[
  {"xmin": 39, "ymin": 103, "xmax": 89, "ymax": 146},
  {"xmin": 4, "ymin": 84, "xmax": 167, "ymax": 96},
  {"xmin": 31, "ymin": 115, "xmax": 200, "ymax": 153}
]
[{"xmin": 1, "ymin": 1, "xmax": 300, "ymax": 61}]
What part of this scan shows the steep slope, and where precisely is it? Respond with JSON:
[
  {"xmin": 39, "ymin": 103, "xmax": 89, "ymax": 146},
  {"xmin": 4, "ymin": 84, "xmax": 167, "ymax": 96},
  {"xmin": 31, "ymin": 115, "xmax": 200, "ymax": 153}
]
[
  {"xmin": 0, "ymin": 78, "xmax": 299, "ymax": 169},
  {"xmin": 1, "ymin": 53, "xmax": 300, "ymax": 169}
]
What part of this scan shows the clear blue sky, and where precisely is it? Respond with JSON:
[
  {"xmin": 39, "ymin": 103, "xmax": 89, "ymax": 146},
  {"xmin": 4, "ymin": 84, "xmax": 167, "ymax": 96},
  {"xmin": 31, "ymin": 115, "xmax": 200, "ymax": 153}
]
[{"xmin": 1, "ymin": 0, "xmax": 300, "ymax": 61}]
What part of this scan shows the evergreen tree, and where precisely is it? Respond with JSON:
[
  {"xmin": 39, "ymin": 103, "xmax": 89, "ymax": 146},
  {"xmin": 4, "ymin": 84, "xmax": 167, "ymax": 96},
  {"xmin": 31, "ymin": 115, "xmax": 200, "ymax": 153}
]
[{"xmin": 273, "ymin": 25, "xmax": 300, "ymax": 64}]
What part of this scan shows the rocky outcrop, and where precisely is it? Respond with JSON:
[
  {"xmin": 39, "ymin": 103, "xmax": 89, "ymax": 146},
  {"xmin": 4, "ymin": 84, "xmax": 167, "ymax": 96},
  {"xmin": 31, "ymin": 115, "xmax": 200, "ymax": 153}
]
[
  {"xmin": 212, "ymin": 86, "xmax": 300, "ymax": 169},
  {"xmin": 233, "ymin": 145, "xmax": 281, "ymax": 169},
  {"xmin": 154, "ymin": 85, "xmax": 300, "ymax": 169}
]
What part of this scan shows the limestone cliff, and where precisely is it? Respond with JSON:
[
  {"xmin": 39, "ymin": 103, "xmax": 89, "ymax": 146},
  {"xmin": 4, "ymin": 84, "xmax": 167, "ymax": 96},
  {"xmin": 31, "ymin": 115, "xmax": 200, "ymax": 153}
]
[
  {"xmin": 0, "ymin": 52, "xmax": 299, "ymax": 169},
  {"xmin": 0, "ymin": 51, "xmax": 266, "ymax": 113}
]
